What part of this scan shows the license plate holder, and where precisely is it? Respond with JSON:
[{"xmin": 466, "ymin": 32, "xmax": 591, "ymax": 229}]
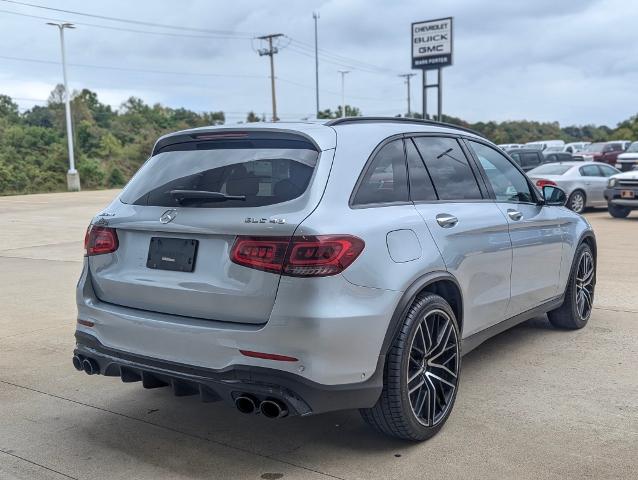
[
  {"xmin": 147, "ymin": 237, "xmax": 198, "ymax": 272},
  {"xmin": 621, "ymin": 190, "xmax": 635, "ymax": 199}
]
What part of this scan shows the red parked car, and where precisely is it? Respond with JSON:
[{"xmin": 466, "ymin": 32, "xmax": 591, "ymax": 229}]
[{"xmin": 573, "ymin": 141, "xmax": 630, "ymax": 165}]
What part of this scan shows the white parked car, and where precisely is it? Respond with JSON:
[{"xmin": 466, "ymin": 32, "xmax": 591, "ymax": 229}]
[
  {"xmin": 525, "ymin": 140, "xmax": 565, "ymax": 151},
  {"xmin": 497, "ymin": 143, "xmax": 524, "ymax": 150}
]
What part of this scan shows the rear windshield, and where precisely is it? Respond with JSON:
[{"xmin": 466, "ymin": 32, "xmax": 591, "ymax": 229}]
[
  {"xmin": 120, "ymin": 140, "xmax": 319, "ymax": 208},
  {"xmin": 528, "ymin": 164, "xmax": 572, "ymax": 175},
  {"xmin": 585, "ymin": 143, "xmax": 605, "ymax": 152}
]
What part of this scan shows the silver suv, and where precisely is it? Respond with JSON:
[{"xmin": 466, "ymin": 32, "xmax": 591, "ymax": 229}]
[{"xmin": 73, "ymin": 118, "xmax": 596, "ymax": 441}]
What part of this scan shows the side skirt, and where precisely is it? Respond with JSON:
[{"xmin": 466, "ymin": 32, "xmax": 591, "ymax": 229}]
[{"xmin": 461, "ymin": 294, "xmax": 564, "ymax": 355}]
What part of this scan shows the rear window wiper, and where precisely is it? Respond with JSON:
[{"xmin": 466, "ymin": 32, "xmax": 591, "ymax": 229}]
[{"xmin": 169, "ymin": 190, "xmax": 246, "ymax": 204}]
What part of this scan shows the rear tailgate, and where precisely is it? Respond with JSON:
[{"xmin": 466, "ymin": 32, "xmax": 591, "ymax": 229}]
[{"xmin": 88, "ymin": 129, "xmax": 335, "ymax": 324}]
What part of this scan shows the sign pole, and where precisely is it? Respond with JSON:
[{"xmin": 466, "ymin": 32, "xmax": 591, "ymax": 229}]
[
  {"xmin": 411, "ymin": 17, "xmax": 453, "ymax": 123},
  {"xmin": 437, "ymin": 68, "xmax": 442, "ymax": 122},
  {"xmin": 422, "ymin": 70, "xmax": 427, "ymax": 119}
]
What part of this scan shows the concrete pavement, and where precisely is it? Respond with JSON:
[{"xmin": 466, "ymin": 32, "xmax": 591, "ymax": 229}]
[{"xmin": 1, "ymin": 190, "xmax": 636, "ymax": 480}]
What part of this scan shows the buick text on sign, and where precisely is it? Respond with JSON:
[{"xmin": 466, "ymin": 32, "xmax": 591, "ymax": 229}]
[{"xmin": 411, "ymin": 17, "xmax": 453, "ymax": 70}]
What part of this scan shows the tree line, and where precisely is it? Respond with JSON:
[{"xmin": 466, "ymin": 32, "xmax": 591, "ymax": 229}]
[{"xmin": 0, "ymin": 86, "xmax": 636, "ymax": 195}]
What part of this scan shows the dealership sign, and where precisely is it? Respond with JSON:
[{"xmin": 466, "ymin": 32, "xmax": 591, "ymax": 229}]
[{"xmin": 412, "ymin": 17, "xmax": 453, "ymax": 70}]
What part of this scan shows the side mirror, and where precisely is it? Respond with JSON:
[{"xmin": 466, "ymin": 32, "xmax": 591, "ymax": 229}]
[{"xmin": 542, "ymin": 185, "xmax": 567, "ymax": 206}]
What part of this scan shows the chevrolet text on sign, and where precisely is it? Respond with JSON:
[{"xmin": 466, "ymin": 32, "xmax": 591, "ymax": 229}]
[{"xmin": 411, "ymin": 17, "xmax": 453, "ymax": 70}]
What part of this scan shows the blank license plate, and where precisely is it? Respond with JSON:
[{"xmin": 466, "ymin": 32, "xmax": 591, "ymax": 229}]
[
  {"xmin": 147, "ymin": 237, "xmax": 198, "ymax": 272},
  {"xmin": 621, "ymin": 190, "xmax": 635, "ymax": 199}
]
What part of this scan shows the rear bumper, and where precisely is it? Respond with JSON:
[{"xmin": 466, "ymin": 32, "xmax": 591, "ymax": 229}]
[
  {"xmin": 74, "ymin": 331, "xmax": 383, "ymax": 415},
  {"xmin": 76, "ymin": 259, "xmax": 402, "ymax": 397}
]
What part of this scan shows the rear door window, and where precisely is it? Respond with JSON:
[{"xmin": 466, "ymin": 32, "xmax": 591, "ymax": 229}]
[
  {"xmin": 580, "ymin": 165, "xmax": 601, "ymax": 177},
  {"xmin": 405, "ymin": 139, "xmax": 437, "ymax": 201},
  {"xmin": 412, "ymin": 137, "xmax": 482, "ymax": 200},
  {"xmin": 352, "ymin": 139, "xmax": 409, "ymax": 205},
  {"xmin": 120, "ymin": 139, "xmax": 319, "ymax": 208}
]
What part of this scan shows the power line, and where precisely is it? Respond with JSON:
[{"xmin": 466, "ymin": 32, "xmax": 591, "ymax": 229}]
[
  {"xmin": 0, "ymin": 3, "xmax": 397, "ymax": 76},
  {"xmin": 0, "ymin": 0, "xmax": 255, "ymax": 37},
  {"xmin": 288, "ymin": 38, "xmax": 396, "ymax": 74},
  {"xmin": 0, "ymin": 8, "xmax": 252, "ymax": 39},
  {"xmin": 3, "ymin": 53, "xmax": 399, "ymax": 102},
  {"xmin": 0, "ymin": 54, "xmax": 266, "ymax": 79}
]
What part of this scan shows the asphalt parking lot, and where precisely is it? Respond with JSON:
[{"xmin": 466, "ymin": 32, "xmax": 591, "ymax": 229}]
[{"xmin": 1, "ymin": 190, "xmax": 636, "ymax": 480}]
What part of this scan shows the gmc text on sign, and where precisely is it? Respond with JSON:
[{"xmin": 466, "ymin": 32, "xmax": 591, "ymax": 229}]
[{"xmin": 411, "ymin": 17, "xmax": 453, "ymax": 70}]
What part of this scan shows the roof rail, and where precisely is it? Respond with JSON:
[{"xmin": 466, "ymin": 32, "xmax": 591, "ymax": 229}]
[{"xmin": 324, "ymin": 116, "xmax": 484, "ymax": 137}]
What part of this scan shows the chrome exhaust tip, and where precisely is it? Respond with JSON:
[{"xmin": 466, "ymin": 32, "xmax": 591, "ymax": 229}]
[
  {"xmin": 234, "ymin": 395, "xmax": 257, "ymax": 414},
  {"xmin": 259, "ymin": 399, "xmax": 288, "ymax": 419}
]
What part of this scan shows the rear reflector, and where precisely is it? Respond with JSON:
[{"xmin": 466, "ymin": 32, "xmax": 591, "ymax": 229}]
[
  {"xmin": 77, "ymin": 319, "xmax": 95, "ymax": 327},
  {"xmin": 230, "ymin": 235, "xmax": 365, "ymax": 277},
  {"xmin": 536, "ymin": 179, "xmax": 557, "ymax": 188},
  {"xmin": 239, "ymin": 350, "xmax": 298, "ymax": 362},
  {"xmin": 85, "ymin": 225, "xmax": 119, "ymax": 256}
]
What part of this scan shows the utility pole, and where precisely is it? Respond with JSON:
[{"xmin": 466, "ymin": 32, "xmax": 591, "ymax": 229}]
[
  {"xmin": 256, "ymin": 33, "xmax": 284, "ymax": 122},
  {"xmin": 338, "ymin": 70, "xmax": 349, "ymax": 118},
  {"xmin": 313, "ymin": 12, "xmax": 320, "ymax": 117},
  {"xmin": 398, "ymin": 73, "xmax": 416, "ymax": 116},
  {"xmin": 47, "ymin": 22, "xmax": 80, "ymax": 191}
]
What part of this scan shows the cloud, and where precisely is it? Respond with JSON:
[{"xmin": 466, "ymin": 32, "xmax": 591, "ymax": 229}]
[{"xmin": 0, "ymin": 0, "xmax": 636, "ymax": 126}]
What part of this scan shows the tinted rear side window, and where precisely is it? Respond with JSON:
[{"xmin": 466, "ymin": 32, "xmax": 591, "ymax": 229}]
[
  {"xmin": 352, "ymin": 139, "xmax": 408, "ymax": 205},
  {"xmin": 406, "ymin": 139, "xmax": 437, "ymax": 201},
  {"xmin": 412, "ymin": 137, "xmax": 482, "ymax": 200},
  {"xmin": 120, "ymin": 140, "xmax": 318, "ymax": 208}
]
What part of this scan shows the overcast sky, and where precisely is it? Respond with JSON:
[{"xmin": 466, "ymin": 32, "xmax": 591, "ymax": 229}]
[{"xmin": 1, "ymin": 0, "xmax": 636, "ymax": 126}]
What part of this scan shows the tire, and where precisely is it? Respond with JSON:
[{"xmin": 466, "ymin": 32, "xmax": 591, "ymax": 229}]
[
  {"xmin": 567, "ymin": 190, "xmax": 586, "ymax": 214},
  {"xmin": 608, "ymin": 203, "xmax": 631, "ymax": 218},
  {"xmin": 548, "ymin": 243, "xmax": 595, "ymax": 330},
  {"xmin": 360, "ymin": 293, "xmax": 461, "ymax": 441}
]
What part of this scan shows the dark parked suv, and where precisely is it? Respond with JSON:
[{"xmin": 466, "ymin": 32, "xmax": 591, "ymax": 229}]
[{"xmin": 507, "ymin": 149, "xmax": 545, "ymax": 172}]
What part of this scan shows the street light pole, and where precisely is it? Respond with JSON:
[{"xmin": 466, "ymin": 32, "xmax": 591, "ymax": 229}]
[
  {"xmin": 47, "ymin": 22, "xmax": 79, "ymax": 191},
  {"xmin": 313, "ymin": 12, "xmax": 320, "ymax": 117},
  {"xmin": 338, "ymin": 70, "xmax": 349, "ymax": 118}
]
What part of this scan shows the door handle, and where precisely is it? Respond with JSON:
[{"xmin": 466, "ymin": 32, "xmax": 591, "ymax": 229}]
[
  {"xmin": 507, "ymin": 209, "xmax": 523, "ymax": 221},
  {"xmin": 436, "ymin": 213, "xmax": 458, "ymax": 228}
]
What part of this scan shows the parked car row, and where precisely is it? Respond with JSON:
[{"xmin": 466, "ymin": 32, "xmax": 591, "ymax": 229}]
[{"xmin": 498, "ymin": 140, "xmax": 638, "ymax": 173}]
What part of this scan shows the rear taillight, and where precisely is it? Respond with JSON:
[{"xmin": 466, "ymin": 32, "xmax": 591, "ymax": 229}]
[
  {"xmin": 536, "ymin": 179, "xmax": 557, "ymax": 188},
  {"xmin": 230, "ymin": 235, "xmax": 364, "ymax": 277},
  {"xmin": 84, "ymin": 226, "xmax": 119, "ymax": 256}
]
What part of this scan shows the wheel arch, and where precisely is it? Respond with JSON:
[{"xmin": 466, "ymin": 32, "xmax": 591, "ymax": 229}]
[
  {"xmin": 379, "ymin": 271, "xmax": 463, "ymax": 358},
  {"xmin": 569, "ymin": 188, "xmax": 587, "ymax": 206},
  {"xmin": 579, "ymin": 230, "xmax": 597, "ymax": 266}
]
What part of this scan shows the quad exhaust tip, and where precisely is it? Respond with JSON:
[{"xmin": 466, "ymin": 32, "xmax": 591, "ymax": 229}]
[
  {"xmin": 72, "ymin": 355, "xmax": 99, "ymax": 375},
  {"xmin": 260, "ymin": 399, "xmax": 288, "ymax": 419},
  {"xmin": 234, "ymin": 395, "xmax": 288, "ymax": 418},
  {"xmin": 234, "ymin": 395, "xmax": 257, "ymax": 414},
  {"xmin": 72, "ymin": 355, "xmax": 83, "ymax": 371}
]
